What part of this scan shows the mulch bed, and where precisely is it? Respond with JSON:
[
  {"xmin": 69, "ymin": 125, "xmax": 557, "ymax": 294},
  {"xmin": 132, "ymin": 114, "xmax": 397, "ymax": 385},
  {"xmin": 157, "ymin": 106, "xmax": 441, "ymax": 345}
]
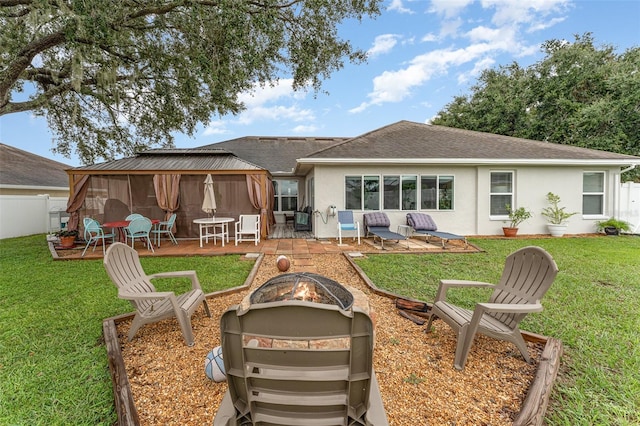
[{"xmin": 110, "ymin": 252, "xmax": 555, "ymax": 425}]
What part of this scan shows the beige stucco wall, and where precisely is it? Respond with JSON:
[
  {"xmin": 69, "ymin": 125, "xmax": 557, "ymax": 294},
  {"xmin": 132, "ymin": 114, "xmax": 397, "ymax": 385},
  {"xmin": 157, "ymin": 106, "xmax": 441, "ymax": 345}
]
[{"xmin": 308, "ymin": 164, "xmax": 622, "ymax": 239}]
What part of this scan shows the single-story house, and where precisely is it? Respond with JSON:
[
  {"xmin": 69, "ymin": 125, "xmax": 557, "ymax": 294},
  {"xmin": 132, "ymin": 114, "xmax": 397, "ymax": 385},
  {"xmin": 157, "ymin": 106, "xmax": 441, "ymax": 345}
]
[
  {"xmin": 67, "ymin": 120, "xmax": 640, "ymax": 239},
  {"xmin": 0, "ymin": 143, "xmax": 70, "ymax": 197},
  {"xmin": 0, "ymin": 143, "xmax": 71, "ymax": 238}
]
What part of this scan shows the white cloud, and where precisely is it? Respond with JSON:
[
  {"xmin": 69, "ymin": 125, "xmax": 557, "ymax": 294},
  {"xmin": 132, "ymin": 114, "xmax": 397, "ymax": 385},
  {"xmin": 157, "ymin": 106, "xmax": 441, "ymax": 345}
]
[
  {"xmin": 231, "ymin": 79, "xmax": 315, "ymax": 125},
  {"xmin": 202, "ymin": 121, "xmax": 229, "ymax": 136},
  {"xmin": 351, "ymin": 0, "xmax": 572, "ymax": 113},
  {"xmin": 291, "ymin": 124, "xmax": 318, "ymax": 133},
  {"xmin": 457, "ymin": 57, "xmax": 495, "ymax": 84},
  {"xmin": 387, "ymin": 0, "xmax": 414, "ymax": 14},
  {"xmin": 351, "ymin": 45, "xmax": 485, "ymax": 112},
  {"xmin": 481, "ymin": 0, "xmax": 571, "ymax": 27},
  {"xmin": 429, "ymin": 0, "xmax": 474, "ymax": 19},
  {"xmin": 421, "ymin": 33, "xmax": 438, "ymax": 42},
  {"xmin": 367, "ymin": 34, "xmax": 401, "ymax": 58}
]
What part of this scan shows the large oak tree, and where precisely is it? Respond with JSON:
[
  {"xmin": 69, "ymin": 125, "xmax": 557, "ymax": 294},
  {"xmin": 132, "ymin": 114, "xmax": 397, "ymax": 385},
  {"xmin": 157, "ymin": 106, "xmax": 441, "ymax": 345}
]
[
  {"xmin": 1, "ymin": 0, "xmax": 381, "ymax": 164},
  {"xmin": 433, "ymin": 34, "xmax": 640, "ymax": 180}
]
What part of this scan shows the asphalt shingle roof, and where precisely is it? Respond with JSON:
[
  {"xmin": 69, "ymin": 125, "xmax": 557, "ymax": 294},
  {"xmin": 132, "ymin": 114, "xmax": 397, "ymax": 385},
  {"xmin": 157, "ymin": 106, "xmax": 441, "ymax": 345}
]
[
  {"xmin": 305, "ymin": 121, "xmax": 640, "ymax": 162},
  {"xmin": 0, "ymin": 143, "xmax": 70, "ymax": 188},
  {"xmin": 199, "ymin": 136, "xmax": 347, "ymax": 174}
]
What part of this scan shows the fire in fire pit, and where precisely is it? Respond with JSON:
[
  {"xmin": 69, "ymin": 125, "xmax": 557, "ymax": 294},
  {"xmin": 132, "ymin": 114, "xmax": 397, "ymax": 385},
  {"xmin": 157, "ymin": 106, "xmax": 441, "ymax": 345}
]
[{"xmin": 250, "ymin": 272, "xmax": 354, "ymax": 310}]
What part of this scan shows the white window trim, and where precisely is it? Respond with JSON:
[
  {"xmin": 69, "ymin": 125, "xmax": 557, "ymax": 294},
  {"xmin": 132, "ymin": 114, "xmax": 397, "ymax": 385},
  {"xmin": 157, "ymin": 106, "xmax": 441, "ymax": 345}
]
[
  {"xmin": 489, "ymin": 170, "xmax": 514, "ymax": 221},
  {"xmin": 582, "ymin": 171, "xmax": 606, "ymax": 218}
]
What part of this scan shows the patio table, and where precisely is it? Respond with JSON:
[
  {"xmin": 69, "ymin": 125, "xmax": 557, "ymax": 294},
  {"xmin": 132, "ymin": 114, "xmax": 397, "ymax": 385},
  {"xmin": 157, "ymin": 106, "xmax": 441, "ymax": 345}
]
[
  {"xmin": 102, "ymin": 219, "xmax": 160, "ymax": 243},
  {"xmin": 193, "ymin": 217, "xmax": 234, "ymax": 247}
]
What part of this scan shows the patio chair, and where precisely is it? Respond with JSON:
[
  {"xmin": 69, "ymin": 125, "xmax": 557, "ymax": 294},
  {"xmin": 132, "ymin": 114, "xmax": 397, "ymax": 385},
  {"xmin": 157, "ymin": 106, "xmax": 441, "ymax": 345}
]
[
  {"xmin": 82, "ymin": 217, "xmax": 93, "ymax": 241},
  {"xmin": 363, "ymin": 212, "xmax": 407, "ymax": 249},
  {"xmin": 125, "ymin": 213, "xmax": 144, "ymax": 221},
  {"xmin": 294, "ymin": 206, "xmax": 313, "ymax": 231},
  {"xmin": 406, "ymin": 212, "xmax": 468, "ymax": 249},
  {"xmin": 103, "ymin": 242, "xmax": 211, "ymax": 346},
  {"xmin": 125, "ymin": 217, "xmax": 154, "ymax": 252},
  {"xmin": 151, "ymin": 213, "xmax": 178, "ymax": 247},
  {"xmin": 213, "ymin": 300, "xmax": 388, "ymax": 425},
  {"xmin": 235, "ymin": 214, "xmax": 261, "ymax": 246},
  {"xmin": 337, "ymin": 210, "xmax": 361, "ymax": 245},
  {"xmin": 425, "ymin": 246, "xmax": 559, "ymax": 370},
  {"xmin": 81, "ymin": 218, "xmax": 116, "ymax": 257}
]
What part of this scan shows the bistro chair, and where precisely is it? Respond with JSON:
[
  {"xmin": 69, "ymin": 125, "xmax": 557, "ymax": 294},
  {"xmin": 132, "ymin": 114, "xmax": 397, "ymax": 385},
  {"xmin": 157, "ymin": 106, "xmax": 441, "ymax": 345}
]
[
  {"xmin": 125, "ymin": 217, "xmax": 154, "ymax": 252},
  {"xmin": 151, "ymin": 213, "xmax": 178, "ymax": 247},
  {"xmin": 81, "ymin": 218, "xmax": 116, "ymax": 256}
]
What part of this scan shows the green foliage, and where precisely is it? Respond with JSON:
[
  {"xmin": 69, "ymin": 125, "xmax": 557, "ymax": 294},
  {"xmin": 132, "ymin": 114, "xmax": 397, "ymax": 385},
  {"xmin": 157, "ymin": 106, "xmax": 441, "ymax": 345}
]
[
  {"xmin": 356, "ymin": 236, "xmax": 640, "ymax": 425},
  {"xmin": 505, "ymin": 204, "xmax": 532, "ymax": 228},
  {"xmin": 0, "ymin": 0, "xmax": 382, "ymax": 164},
  {"xmin": 432, "ymin": 33, "xmax": 640, "ymax": 182},
  {"xmin": 541, "ymin": 192, "xmax": 577, "ymax": 225},
  {"xmin": 54, "ymin": 229, "xmax": 79, "ymax": 237},
  {"xmin": 595, "ymin": 217, "xmax": 632, "ymax": 232},
  {"xmin": 404, "ymin": 373, "xmax": 426, "ymax": 385},
  {"xmin": 0, "ymin": 234, "xmax": 253, "ymax": 425}
]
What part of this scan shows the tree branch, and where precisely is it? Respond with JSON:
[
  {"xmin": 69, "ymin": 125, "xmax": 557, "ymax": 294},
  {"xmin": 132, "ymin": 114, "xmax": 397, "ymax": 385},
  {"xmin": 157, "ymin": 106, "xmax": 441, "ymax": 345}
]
[{"xmin": 0, "ymin": 31, "xmax": 67, "ymax": 112}]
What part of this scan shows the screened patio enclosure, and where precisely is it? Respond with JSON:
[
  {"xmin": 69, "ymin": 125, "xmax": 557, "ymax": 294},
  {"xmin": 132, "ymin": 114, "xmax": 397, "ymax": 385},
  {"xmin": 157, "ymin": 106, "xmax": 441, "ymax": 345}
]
[{"xmin": 65, "ymin": 149, "xmax": 274, "ymax": 239}]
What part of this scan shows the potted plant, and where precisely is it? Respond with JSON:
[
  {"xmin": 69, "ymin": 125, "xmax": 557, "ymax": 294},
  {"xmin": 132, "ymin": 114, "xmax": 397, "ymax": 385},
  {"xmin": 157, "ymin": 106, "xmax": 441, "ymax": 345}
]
[
  {"xmin": 540, "ymin": 192, "xmax": 577, "ymax": 237},
  {"xmin": 503, "ymin": 205, "xmax": 532, "ymax": 237},
  {"xmin": 55, "ymin": 229, "xmax": 79, "ymax": 248},
  {"xmin": 595, "ymin": 218, "xmax": 631, "ymax": 235}
]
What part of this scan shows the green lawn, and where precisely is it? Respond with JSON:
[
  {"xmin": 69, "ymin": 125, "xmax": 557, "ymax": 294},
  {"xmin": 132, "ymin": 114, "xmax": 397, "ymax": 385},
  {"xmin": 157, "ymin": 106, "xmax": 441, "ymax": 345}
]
[
  {"xmin": 354, "ymin": 236, "xmax": 640, "ymax": 426},
  {"xmin": 0, "ymin": 235, "xmax": 254, "ymax": 425},
  {"xmin": 1, "ymin": 234, "xmax": 638, "ymax": 425}
]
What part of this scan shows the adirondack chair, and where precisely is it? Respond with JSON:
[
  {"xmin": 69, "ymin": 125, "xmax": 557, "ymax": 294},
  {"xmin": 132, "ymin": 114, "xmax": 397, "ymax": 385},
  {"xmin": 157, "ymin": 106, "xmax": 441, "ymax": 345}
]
[
  {"xmin": 214, "ymin": 300, "xmax": 388, "ymax": 425},
  {"xmin": 103, "ymin": 242, "xmax": 211, "ymax": 346},
  {"xmin": 425, "ymin": 246, "xmax": 558, "ymax": 370}
]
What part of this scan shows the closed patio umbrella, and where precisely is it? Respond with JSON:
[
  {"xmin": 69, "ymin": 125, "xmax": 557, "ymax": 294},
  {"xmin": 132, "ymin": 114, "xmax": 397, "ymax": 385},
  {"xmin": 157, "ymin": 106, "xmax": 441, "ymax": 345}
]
[{"xmin": 202, "ymin": 174, "xmax": 217, "ymax": 217}]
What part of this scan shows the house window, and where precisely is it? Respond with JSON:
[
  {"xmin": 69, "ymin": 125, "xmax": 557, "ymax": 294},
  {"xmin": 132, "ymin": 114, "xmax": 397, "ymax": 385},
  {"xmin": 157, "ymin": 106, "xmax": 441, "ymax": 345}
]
[
  {"xmin": 420, "ymin": 175, "xmax": 454, "ymax": 210},
  {"xmin": 583, "ymin": 172, "xmax": 605, "ymax": 215},
  {"xmin": 490, "ymin": 171, "xmax": 513, "ymax": 216},
  {"xmin": 345, "ymin": 176, "xmax": 380, "ymax": 210},
  {"xmin": 402, "ymin": 176, "xmax": 418, "ymax": 210},
  {"xmin": 273, "ymin": 179, "xmax": 298, "ymax": 212},
  {"xmin": 383, "ymin": 175, "xmax": 417, "ymax": 210},
  {"xmin": 383, "ymin": 176, "xmax": 399, "ymax": 210}
]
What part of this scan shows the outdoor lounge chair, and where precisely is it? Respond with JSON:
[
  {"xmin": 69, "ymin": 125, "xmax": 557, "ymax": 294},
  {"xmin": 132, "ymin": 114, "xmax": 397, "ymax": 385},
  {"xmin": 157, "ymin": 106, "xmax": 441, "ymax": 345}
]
[
  {"xmin": 425, "ymin": 246, "xmax": 558, "ymax": 370},
  {"xmin": 406, "ymin": 212, "xmax": 468, "ymax": 249},
  {"xmin": 337, "ymin": 210, "xmax": 361, "ymax": 245},
  {"xmin": 103, "ymin": 242, "xmax": 211, "ymax": 346},
  {"xmin": 213, "ymin": 300, "xmax": 388, "ymax": 425},
  {"xmin": 363, "ymin": 212, "xmax": 407, "ymax": 249}
]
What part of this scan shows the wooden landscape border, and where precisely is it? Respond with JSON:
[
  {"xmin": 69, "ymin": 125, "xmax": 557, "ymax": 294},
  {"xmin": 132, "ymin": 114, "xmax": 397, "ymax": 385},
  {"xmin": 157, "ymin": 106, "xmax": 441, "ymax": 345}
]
[
  {"xmin": 103, "ymin": 252, "xmax": 562, "ymax": 426},
  {"xmin": 345, "ymin": 254, "xmax": 563, "ymax": 426}
]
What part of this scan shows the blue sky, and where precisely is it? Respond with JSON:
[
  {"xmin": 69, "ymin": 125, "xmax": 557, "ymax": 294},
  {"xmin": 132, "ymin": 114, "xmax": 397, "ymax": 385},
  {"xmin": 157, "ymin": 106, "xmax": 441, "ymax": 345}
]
[{"xmin": 1, "ymin": 0, "xmax": 639, "ymax": 167}]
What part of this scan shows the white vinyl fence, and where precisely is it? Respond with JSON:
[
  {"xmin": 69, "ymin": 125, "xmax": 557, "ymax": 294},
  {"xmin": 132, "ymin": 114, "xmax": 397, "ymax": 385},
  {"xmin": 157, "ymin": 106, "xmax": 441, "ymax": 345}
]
[
  {"xmin": 619, "ymin": 181, "xmax": 640, "ymax": 233},
  {"xmin": 0, "ymin": 195, "xmax": 69, "ymax": 239}
]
